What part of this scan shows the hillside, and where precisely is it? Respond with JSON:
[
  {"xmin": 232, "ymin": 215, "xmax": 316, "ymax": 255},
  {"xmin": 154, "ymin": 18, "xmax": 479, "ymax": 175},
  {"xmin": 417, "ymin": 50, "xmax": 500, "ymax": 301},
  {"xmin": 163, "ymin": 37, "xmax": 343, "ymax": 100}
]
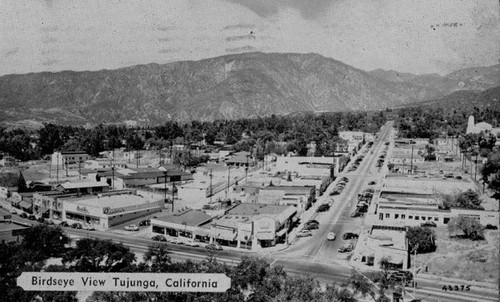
[{"xmin": 1, "ymin": 52, "xmax": 499, "ymax": 126}]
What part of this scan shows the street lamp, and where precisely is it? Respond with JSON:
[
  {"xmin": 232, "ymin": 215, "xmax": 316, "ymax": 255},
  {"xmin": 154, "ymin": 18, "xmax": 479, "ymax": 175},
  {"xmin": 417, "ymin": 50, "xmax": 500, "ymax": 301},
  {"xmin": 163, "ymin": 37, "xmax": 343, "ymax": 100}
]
[
  {"xmin": 226, "ymin": 165, "xmax": 231, "ymax": 199},
  {"xmin": 163, "ymin": 171, "xmax": 168, "ymax": 209}
]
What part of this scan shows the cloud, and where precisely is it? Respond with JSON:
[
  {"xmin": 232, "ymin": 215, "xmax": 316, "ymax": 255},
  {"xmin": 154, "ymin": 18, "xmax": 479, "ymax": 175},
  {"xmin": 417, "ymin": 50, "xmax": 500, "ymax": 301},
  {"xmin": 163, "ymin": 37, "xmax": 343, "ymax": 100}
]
[
  {"xmin": 5, "ymin": 47, "xmax": 19, "ymax": 57},
  {"xmin": 159, "ymin": 48, "xmax": 181, "ymax": 54},
  {"xmin": 223, "ymin": 23, "xmax": 256, "ymax": 30},
  {"xmin": 226, "ymin": 34, "xmax": 256, "ymax": 42},
  {"xmin": 41, "ymin": 25, "xmax": 59, "ymax": 32},
  {"xmin": 42, "ymin": 36, "xmax": 58, "ymax": 44},
  {"xmin": 223, "ymin": 0, "xmax": 336, "ymax": 19},
  {"xmin": 42, "ymin": 59, "xmax": 58, "ymax": 66},
  {"xmin": 157, "ymin": 25, "xmax": 176, "ymax": 32}
]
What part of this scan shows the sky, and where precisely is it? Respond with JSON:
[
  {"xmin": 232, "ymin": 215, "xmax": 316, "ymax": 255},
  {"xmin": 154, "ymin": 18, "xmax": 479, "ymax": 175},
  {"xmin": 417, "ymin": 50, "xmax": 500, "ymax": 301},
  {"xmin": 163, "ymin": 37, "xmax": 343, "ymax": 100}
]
[{"xmin": 0, "ymin": 0, "xmax": 498, "ymax": 76}]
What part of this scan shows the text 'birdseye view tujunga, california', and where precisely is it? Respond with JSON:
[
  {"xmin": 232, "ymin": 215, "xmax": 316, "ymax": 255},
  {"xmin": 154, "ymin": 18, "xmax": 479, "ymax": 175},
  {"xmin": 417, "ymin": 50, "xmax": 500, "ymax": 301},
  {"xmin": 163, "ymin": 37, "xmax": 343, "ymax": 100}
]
[{"xmin": 0, "ymin": 1, "xmax": 499, "ymax": 302}]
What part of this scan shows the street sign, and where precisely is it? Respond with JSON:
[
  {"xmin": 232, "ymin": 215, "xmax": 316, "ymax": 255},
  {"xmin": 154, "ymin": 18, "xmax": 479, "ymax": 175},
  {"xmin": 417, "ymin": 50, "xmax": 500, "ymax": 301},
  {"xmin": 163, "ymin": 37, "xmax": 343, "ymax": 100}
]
[{"xmin": 17, "ymin": 272, "xmax": 231, "ymax": 292}]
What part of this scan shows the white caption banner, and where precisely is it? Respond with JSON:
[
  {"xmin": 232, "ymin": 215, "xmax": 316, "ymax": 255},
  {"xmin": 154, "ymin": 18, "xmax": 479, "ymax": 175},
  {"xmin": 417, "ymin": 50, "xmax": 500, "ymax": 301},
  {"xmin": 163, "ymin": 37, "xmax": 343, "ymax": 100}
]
[{"xmin": 17, "ymin": 272, "xmax": 231, "ymax": 292}]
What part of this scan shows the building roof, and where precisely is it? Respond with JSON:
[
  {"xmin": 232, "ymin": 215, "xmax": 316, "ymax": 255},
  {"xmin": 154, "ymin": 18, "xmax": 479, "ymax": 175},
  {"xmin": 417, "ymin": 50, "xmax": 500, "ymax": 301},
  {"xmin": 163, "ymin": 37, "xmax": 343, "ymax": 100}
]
[
  {"xmin": 226, "ymin": 203, "xmax": 293, "ymax": 216},
  {"xmin": 119, "ymin": 170, "xmax": 189, "ymax": 180},
  {"xmin": 0, "ymin": 221, "xmax": 31, "ymax": 233},
  {"xmin": 63, "ymin": 192, "xmax": 150, "ymax": 208},
  {"xmin": 261, "ymin": 185, "xmax": 315, "ymax": 193},
  {"xmin": 154, "ymin": 209, "xmax": 213, "ymax": 227},
  {"xmin": 226, "ymin": 156, "xmax": 251, "ymax": 164},
  {"xmin": 58, "ymin": 181, "xmax": 109, "ymax": 189},
  {"xmin": 61, "ymin": 150, "xmax": 89, "ymax": 155}
]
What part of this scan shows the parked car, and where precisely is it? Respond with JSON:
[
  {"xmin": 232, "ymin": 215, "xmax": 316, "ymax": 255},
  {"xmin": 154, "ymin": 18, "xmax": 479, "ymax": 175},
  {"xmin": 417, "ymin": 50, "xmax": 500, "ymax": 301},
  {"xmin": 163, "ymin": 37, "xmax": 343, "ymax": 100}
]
[
  {"xmin": 28, "ymin": 214, "xmax": 37, "ymax": 220},
  {"xmin": 124, "ymin": 224, "xmax": 139, "ymax": 231},
  {"xmin": 350, "ymin": 211, "xmax": 361, "ymax": 218},
  {"xmin": 71, "ymin": 223, "xmax": 82, "ymax": 229},
  {"xmin": 297, "ymin": 230, "xmax": 313, "ymax": 237},
  {"xmin": 317, "ymin": 204, "xmax": 330, "ymax": 212},
  {"xmin": 304, "ymin": 220, "xmax": 319, "ymax": 230},
  {"xmin": 59, "ymin": 221, "xmax": 70, "ymax": 227},
  {"xmin": 327, "ymin": 232, "xmax": 336, "ymax": 241},
  {"xmin": 420, "ymin": 221, "xmax": 437, "ymax": 227},
  {"xmin": 151, "ymin": 235, "xmax": 167, "ymax": 242},
  {"xmin": 139, "ymin": 219, "xmax": 151, "ymax": 226},
  {"xmin": 185, "ymin": 240, "xmax": 200, "ymax": 247},
  {"xmin": 337, "ymin": 246, "xmax": 352, "ymax": 253},
  {"xmin": 205, "ymin": 243, "xmax": 223, "ymax": 251},
  {"xmin": 19, "ymin": 212, "xmax": 28, "ymax": 219},
  {"xmin": 368, "ymin": 181, "xmax": 376, "ymax": 185},
  {"xmin": 171, "ymin": 237, "xmax": 184, "ymax": 245},
  {"xmin": 10, "ymin": 209, "xmax": 18, "ymax": 215},
  {"xmin": 342, "ymin": 232, "xmax": 359, "ymax": 240},
  {"xmin": 83, "ymin": 224, "xmax": 95, "ymax": 231},
  {"xmin": 37, "ymin": 217, "xmax": 45, "ymax": 223}
]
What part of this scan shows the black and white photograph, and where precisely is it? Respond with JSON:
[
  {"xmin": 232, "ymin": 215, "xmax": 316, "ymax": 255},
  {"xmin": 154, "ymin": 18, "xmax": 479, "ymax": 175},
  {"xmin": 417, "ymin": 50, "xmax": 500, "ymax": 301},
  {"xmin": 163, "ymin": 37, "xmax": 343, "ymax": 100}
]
[{"xmin": 0, "ymin": 1, "xmax": 499, "ymax": 301}]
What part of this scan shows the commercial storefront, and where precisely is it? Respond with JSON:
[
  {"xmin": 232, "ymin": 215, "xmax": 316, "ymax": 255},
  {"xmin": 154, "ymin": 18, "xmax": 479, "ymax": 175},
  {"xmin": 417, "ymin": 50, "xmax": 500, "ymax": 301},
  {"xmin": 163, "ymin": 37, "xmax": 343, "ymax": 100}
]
[{"xmin": 61, "ymin": 191, "xmax": 163, "ymax": 229}]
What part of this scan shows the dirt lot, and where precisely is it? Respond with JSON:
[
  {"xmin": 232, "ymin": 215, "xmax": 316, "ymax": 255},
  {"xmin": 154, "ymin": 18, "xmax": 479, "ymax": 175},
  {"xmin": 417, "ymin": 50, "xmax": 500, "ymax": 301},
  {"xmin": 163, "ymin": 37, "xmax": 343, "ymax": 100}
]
[{"xmin": 415, "ymin": 226, "xmax": 499, "ymax": 284}]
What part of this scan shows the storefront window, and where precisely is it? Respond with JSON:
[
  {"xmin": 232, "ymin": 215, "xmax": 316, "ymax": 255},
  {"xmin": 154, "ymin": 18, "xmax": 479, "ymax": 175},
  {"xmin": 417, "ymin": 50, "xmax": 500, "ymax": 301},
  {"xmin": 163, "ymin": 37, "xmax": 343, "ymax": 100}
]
[{"xmin": 152, "ymin": 225, "xmax": 165, "ymax": 234}]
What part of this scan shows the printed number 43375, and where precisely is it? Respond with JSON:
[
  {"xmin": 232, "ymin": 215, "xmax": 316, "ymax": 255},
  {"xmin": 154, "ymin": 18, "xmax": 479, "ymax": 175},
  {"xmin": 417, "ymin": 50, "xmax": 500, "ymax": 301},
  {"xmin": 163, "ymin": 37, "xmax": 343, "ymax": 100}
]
[{"xmin": 442, "ymin": 285, "xmax": 471, "ymax": 291}]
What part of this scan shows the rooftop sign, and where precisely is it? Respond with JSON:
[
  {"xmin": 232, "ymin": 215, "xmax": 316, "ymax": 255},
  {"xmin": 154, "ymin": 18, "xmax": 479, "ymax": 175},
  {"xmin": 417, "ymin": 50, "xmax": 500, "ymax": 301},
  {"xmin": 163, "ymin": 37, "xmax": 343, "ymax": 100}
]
[{"xmin": 18, "ymin": 272, "xmax": 231, "ymax": 292}]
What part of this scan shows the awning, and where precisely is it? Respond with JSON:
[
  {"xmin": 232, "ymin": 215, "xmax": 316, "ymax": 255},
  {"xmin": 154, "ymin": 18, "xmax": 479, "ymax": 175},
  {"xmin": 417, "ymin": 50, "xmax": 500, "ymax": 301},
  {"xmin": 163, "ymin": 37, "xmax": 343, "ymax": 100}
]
[
  {"xmin": 195, "ymin": 229, "xmax": 210, "ymax": 237},
  {"xmin": 19, "ymin": 201, "xmax": 32, "ymax": 209},
  {"xmin": 387, "ymin": 254, "xmax": 404, "ymax": 265},
  {"xmin": 215, "ymin": 232, "xmax": 237, "ymax": 241},
  {"xmin": 255, "ymin": 231, "xmax": 274, "ymax": 240},
  {"xmin": 276, "ymin": 228, "xmax": 287, "ymax": 237}
]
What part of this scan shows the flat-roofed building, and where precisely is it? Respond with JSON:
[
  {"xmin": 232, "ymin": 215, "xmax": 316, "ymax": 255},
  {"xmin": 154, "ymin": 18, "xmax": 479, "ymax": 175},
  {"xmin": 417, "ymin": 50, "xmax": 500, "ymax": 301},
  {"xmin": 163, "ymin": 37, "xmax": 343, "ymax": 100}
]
[
  {"xmin": 376, "ymin": 201, "xmax": 499, "ymax": 227},
  {"xmin": 61, "ymin": 190, "xmax": 163, "ymax": 229},
  {"xmin": 352, "ymin": 225, "xmax": 409, "ymax": 269},
  {"xmin": 150, "ymin": 209, "xmax": 213, "ymax": 243},
  {"xmin": 210, "ymin": 203, "xmax": 297, "ymax": 250},
  {"xmin": 258, "ymin": 185, "xmax": 316, "ymax": 211},
  {"xmin": 56, "ymin": 180, "xmax": 109, "ymax": 195},
  {"xmin": 0, "ymin": 220, "xmax": 31, "ymax": 243}
]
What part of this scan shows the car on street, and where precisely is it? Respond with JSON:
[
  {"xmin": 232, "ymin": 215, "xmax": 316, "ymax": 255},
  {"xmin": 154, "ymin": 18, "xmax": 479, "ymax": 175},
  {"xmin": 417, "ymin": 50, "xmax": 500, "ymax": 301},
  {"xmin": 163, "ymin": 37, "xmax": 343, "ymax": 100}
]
[
  {"xmin": 151, "ymin": 235, "xmax": 167, "ymax": 242},
  {"xmin": 350, "ymin": 210, "xmax": 361, "ymax": 218},
  {"xmin": 368, "ymin": 181, "xmax": 376, "ymax": 185},
  {"xmin": 316, "ymin": 204, "xmax": 330, "ymax": 212},
  {"xmin": 28, "ymin": 214, "xmax": 37, "ymax": 220},
  {"xmin": 304, "ymin": 220, "xmax": 320, "ymax": 229},
  {"xmin": 19, "ymin": 212, "xmax": 28, "ymax": 219},
  {"xmin": 337, "ymin": 246, "xmax": 352, "ymax": 253},
  {"xmin": 205, "ymin": 243, "xmax": 223, "ymax": 251},
  {"xmin": 83, "ymin": 224, "xmax": 95, "ymax": 231},
  {"xmin": 170, "ymin": 237, "xmax": 184, "ymax": 245},
  {"xmin": 184, "ymin": 240, "xmax": 200, "ymax": 247},
  {"xmin": 297, "ymin": 230, "xmax": 313, "ymax": 237},
  {"xmin": 139, "ymin": 219, "xmax": 151, "ymax": 226},
  {"xmin": 71, "ymin": 222, "xmax": 83, "ymax": 229},
  {"xmin": 59, "ymin": 221, "xmax": 69, "ymax": 227},
  {"xmin": 10, "ymin": 209, "xmax": 18, "ymax": 215},
  {"xmin": 342, "ymin": 232, "xmax": 359, "ymax": 240},
  {"xmin": 124, "ymin": 224, "xmax": 139, "ymax": 231},
  {"xmin": 327, "ymin": 232, "xmax": 336, "ymax": 241}
]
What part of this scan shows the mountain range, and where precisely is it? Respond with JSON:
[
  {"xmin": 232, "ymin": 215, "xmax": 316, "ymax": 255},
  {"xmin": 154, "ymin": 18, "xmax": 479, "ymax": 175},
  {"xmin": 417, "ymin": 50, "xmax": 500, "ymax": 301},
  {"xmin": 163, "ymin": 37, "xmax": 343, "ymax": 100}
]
[{"xmin": 0, "ymin": 52, "xmax": 499, "ymax": 127}]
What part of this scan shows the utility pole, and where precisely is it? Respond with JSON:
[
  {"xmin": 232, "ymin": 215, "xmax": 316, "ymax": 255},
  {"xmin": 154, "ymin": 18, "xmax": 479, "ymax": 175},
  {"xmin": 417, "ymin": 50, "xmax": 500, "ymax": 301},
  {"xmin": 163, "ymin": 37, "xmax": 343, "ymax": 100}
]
[
  {"xmin": 410, "ymin": 145, "xmax": 414, "ymax": 174},
  {"xmin": 245, "ymin": 155, "xmax": 249, "ymax": 182},
  {"xmin": 474, "ymin": 152, "xmax": 478, "ymax": 181},
  {"xmin": 65, "ymin": 158, "xmax": 69, "ymax": 177},
  {"xmin": 111, "ymin": 166, "xmax": 115, "ymax": 191},
  {"xmin": 226, "ymin": 165, "xmax": 231, "ymax": 199},
  {"xmin": 412, "ymin": 244, "xmax": 419, "ymax": 298},
  {"xmin": 209, "ymin": 169, "xmax": 213, "ymax": 203},
  {"xmin": 172, "ymin": 181, "xmax": 176, "ymax": 213},
  {"xmin": 56, "ymin": 154, "xmax": 59, "ymax": 182},
  {"xmin": 78, "ymin": 160, "xmax": 82, "ymax": 180},
  {"xmin": 163, "ymin": 171, "xmax": 168, "ymax": 210}
]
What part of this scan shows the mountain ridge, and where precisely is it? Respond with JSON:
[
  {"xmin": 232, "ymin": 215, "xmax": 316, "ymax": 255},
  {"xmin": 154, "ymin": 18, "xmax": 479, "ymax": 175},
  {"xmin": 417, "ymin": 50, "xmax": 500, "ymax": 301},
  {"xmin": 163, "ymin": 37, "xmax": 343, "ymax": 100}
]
[{"xmin": 1, "ymin": 52, "xmax": 499, "ymax": 127}]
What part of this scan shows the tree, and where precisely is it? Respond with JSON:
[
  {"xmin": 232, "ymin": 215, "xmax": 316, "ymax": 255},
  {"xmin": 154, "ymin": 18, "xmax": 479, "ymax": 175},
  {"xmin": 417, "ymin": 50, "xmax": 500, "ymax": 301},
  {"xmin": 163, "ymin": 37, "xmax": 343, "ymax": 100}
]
[
  {"xmin": 347, "ymin": 270, "xmax": 374, "ymax": 299},
  {"xmin": 448, "ymin": 216, "xmax": 484, "ymax": 240},
  {"xmin": 406, "ymin": 226, "xmax": 436, "ymax": 253},
  {"xmin": 17, "ymin": 171, "xmax": 28, "ymax": 193},
  {"xmin": 21, "ymin": 225, "xmax": 70, "ymax": 262},
  {"xmin": 63, "ymin": 238, "xmax": 136, "ymax": 272},
  {"xmin": 438, "ymin": 190, "xmax": 483, "ymax": 210},
  {"xmin": 481, "ymin": 150, "xmax": 500, "ymax": 194}
]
